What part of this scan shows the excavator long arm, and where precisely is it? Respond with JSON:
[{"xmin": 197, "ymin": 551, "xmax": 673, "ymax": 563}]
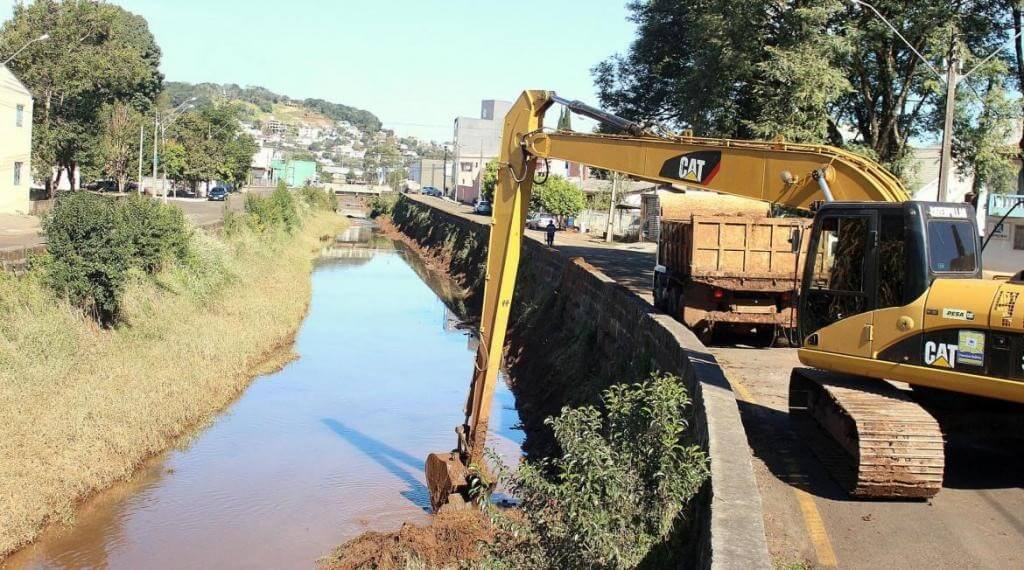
[{"xmin": 424, "ymin": 90, "xmax": 909, "ymax": 512}]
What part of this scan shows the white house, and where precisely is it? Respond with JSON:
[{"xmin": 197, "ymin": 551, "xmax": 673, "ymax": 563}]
[{"xmin": 0, "ymin": 64, "xmax": 32, "ymax": 214}]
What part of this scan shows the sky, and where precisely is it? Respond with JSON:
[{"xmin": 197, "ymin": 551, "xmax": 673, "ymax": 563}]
[{"xmin": 1, "ymin": 1, "xmax": 639, "ymax": 141}]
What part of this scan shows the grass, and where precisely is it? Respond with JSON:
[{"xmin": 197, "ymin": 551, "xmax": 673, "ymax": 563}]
[{"xmin": 0, "ymin": 209, "xmax": 345, "ymax": 558}]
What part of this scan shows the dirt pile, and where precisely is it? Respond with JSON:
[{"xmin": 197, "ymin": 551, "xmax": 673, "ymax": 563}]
[{"xmin": 321, "ymin": 510, "xmax": 495, "ymax": 570}]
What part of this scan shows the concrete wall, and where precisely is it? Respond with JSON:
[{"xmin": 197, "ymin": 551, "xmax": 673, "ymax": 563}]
[
  {"xmin": 0, "ymin": 65, "xmax": 33, "ymax": 215},
  {"xmin": 390, "ymin": 196, "xmax": 769, "ymax": 569}
]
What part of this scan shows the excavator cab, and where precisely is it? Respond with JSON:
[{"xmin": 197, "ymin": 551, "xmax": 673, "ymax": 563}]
[{"xmin": 797, "ymin": 201, "xmax": 981, "ymax": 348}]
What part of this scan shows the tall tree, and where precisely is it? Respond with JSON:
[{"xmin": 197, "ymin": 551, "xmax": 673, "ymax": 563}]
[
  {"xmin": 594, "ymin": 0, "xmax": 1014, "ymax": 181},
  {"xmin": 99, "ymin": 102, "xmax": 144, "ymax": 192},
  {"xmin": 0, "ymin": 0, "xmax": 162, "ymax": 192}
]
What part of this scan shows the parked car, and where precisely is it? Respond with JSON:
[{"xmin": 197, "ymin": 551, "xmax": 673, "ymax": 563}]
[
  {"xmin": 86, "ymin": 179, "xmax": 120, "ymax": 193},
  {"xmin": 527, "ymin": 213, "xmax": 558, "ymax": 230},
  {"xmin": 422, "ymin": 186, "xmax": 442, "ymax": 197},
  {"xmin": 208, "ymin": 187, "xmax": 229, "ymax": 201},
  {"xmin": 473, "ymin": 200, "xmax": 492, "ymax": 215}
]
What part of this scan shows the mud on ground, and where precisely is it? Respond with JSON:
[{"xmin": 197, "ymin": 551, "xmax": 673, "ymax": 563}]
[{"xmin": 320, "ymin": 510, "xmax": 494, "ymax": 570}]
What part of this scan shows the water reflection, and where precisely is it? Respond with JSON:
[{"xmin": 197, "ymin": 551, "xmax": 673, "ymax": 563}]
[{"xmin": 6, "ymin": 223, "xmax": 522, "ymax": 570}]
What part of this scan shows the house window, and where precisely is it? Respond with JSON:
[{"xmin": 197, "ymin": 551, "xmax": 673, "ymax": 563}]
[
  {"xmin": 461, "ymin": 162, "xmax": 473, "ymax": 172},
  {"xmin": 15, "ymin": 104, "xmax": 23, "ymax": 127},
  {"xmin": 1014, "ymin": 225, "xmax": 1024, "ymax": 250},
  {"xmin": 13, "ymin": 162, "xmax": 22, "ymax": 186}
]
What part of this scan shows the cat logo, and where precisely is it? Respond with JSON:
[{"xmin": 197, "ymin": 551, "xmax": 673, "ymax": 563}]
[
  {"xmin": 924, "ymin": 341, "xmax": 957, "ymax": 368},
  {"xmin": 659, "ymin": 151, "xmax": 722, "ymax": 185}
]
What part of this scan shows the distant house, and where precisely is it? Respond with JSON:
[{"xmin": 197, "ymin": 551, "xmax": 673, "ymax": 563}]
[
  {"xmin": 0, "ymin": 64, "xmax": 32, "ymax": 214},
  {"xmin": 250, "ymin": 147, "xmax": 275, "ymax": 184},
  {"xmin": 271, "ymin": 159, "xmax": 318, "ymax": 188}
]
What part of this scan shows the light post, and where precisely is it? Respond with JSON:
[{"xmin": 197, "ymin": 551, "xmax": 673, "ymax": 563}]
[
  {"xmin": 851, "ymin": 0, "xmax": 1024, "ymax": 202},
  {"xmin": 2, "ymin": 33, "xmax": 49, "ymax": 65},
  {"xmin": 151, "ymin": 98, "xmax": 196, "ymax": 203}
]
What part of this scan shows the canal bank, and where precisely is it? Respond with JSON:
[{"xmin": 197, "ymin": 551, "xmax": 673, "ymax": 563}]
[
  {"xmin": 4, "ymin": 221, "xmax": 524, "ymax": 568},
  {"xmin": 387, "ymin": 195, "xmax": 771, "ymax": 569},
  {"xmin": 0, "ymin": 209, "xmax": 345, "ymax": 561}
]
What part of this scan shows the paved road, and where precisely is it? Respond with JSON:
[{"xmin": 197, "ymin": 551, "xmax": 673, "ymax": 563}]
[
  {"xmin": 0, "ymin": 192, "xmax": 253, "ymax": 254},
  {"xmin": 411, "ymin": 194, "xmax": 1024, "ymax": 569}
]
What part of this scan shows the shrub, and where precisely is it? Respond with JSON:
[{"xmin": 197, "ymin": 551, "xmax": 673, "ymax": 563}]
[
  {"xmin": 368, "ymin": 192, "xmax": 398, "ymax": 218},
  {"xmin": 41, "ymin": 193, "xmax": 193, "ymax": 325},
  {"xmin": 42, "ymin": 193, "xmax": 134, "ymax": 325},
  {"xmin": 485, "ymin": 374, "xmax": 710, "ymax": 570},
  {"xmin": 299, "ymin": 186, "xmax": 337, "ymax": 212},
  {"xmin": 118, "ymin": 195, "xmax": 191, "ymax": 273},
  {"xmin": 245, "ymin": 186, "xmax": 299, "ymax": 233}
]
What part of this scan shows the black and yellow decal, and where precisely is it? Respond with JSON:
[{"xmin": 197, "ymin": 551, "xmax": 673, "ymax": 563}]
[
  {"xmin": 659, "ymin": 151, "xmax": 722, "ymax": 185},
  {"xmin": 877, "ymin": 328, "xmax": 1024, "ymax": 382}
]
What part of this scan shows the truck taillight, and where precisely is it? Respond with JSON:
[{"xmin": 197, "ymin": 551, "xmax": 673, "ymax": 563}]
[{"xmin": 713, "ymin": 288, "xmax": 725, "ymax": 300}]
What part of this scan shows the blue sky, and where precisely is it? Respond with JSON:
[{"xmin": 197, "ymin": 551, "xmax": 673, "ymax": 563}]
[{"xmin": 2, "ymin": 1, "xmax": 638, "ymax": 140}]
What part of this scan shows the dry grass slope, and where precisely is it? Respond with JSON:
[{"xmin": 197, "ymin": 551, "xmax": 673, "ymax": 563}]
[{"xmin": 0, "ymin": 211, "xmax": 345, "ymax": 558}]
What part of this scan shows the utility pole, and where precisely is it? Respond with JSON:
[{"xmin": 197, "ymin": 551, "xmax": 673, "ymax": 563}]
[
  {"xmin": 938, "ymin": 32, "xmax": 959, "ymax": 203},
  {"xmin": 137, "ymin": 124, "xmax": 145, "ymax": 195},
  {"xmin": 605, "ymin": 174, "xmax": 619, "ymax": 243},
  {"xmin": 152, "ymin": 111, "xmax": 161, "ymax": 203}
]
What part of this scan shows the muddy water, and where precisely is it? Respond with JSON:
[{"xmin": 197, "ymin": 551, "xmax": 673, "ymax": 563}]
[{"xmin": 7, "ymin": 224, "xmax": 522, "ymax": 569}]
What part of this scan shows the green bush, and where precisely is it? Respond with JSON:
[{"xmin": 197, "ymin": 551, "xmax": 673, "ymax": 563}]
[
  {"xmin": 368, "ymin": 192, "xmax": 398, "ymax": 218},
  {"xmin": 245, "ymin": 186, "xmax": 299, "ymax": 233},
  {"xmin": 485, "ymin": 374, "xmax": 710, "ymax": 570},
  {"xmin": 118, "ymin": 195, "xmax": 191, "ymax": 273},
  {"xmin": 41, "ymin": 192, "xmax": 192, "ymax": 325},
  {"xmin": 298, "ymin": 186, "xmax": 338, "ymax": 212}
]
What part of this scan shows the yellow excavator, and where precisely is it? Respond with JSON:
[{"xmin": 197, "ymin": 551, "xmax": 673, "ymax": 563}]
[{"xmin": 425, "ymin": 90, "xmax": 1024, "ymax": 511}]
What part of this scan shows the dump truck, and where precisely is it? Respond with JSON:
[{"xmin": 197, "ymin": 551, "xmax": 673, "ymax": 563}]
[{"xmin": 651, "ymin": 193, "xmax": 813, "ymax": 345}]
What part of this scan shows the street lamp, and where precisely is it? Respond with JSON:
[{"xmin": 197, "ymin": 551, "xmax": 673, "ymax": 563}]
[
  {"xmin": 850, "ymin": 0, "xmax": 1024, "ymax": 201},
  {"xmin": 152, "ymin": 97, "xmax": 196, "ymax": 203},
  {"xmin": 2, "ymin": 33, "xmax": 49, "ymax": 65}
]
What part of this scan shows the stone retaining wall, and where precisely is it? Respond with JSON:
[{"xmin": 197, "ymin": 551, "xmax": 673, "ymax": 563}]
[{"xmin": 390, "ymin": 196, "xmax": 770, "ymax": 569}]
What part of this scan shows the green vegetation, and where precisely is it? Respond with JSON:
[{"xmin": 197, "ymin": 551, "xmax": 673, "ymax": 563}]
[
  {"xmin": 164, "ymin": 102, "xmax": 259, "ymax": 192},
  {"xmin": 481, "ymin": 159, "xmax": 500, "ymax": 202},
  {"xmin": 483, "ymin": 374, "xmax": 710, "ymax": 569},
  {"xmin": 243, "ymin": 184, "xmax": 301, "ymax": 234},
  {"xmin": 368, "ymin": 193, "xmax": 399, "ymax": 218},
  {"xmin": 530, "ymin": 175, "xmax": 586, "ymax": 224},
  {"xmin": 594, "ymin": 0, "xmax": 1020, "ymax": 186},
  {"xmin": 40, "ymin": 193, "xmax": 190, "ymax": 326},
  {"xmin": 1, "ymin": 0, "xmax": 162, "ymax": 192},
  {"xmin": 164, "ymin": 82, "xmax": 382, "ymax": 133}
]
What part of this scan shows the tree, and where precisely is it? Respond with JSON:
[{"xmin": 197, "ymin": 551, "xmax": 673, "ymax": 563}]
[
  {"xmin": 164, "ymin": 103, "xmax": 254, "ymax": 193},
  {"xmin": 481, "ymin": 159, "xmax": 500, "ymax": 201},
  {"xmin": 0, "ymin": 0, "xmax": 162, "ymax": 192},
  {"xmin": 557, "ymin": 106, "xmax": 573, "ymax": 131},
  {"xmin": 530, "ymin": 175, "xmax": 585, "ymax": 226},
  {"xmin": 594, "ymin": 0, "xmax": 1014, "ymax": 180},
  {"xmin": 99, "ymin": 102, "xmax": 144, "ymax": 191}
]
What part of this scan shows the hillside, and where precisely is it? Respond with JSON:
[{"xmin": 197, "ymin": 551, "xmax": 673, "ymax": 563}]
[{"xmin": 164, "ymin": 82, "xmax": 382, "ymax": 133}]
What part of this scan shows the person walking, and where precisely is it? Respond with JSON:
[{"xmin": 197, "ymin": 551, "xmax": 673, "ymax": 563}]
[{"xmin": 545, "ymin": 220, "xmax": 556, "ymax": 247}]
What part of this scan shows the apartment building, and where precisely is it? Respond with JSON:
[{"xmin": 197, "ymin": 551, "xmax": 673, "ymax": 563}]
[
  {"xmin": 0, "ymin": 64, "xmax": 32, "ymax": 214},
  {"xmin": 450, "ymin": 99, "xmax": 512, "ymax": 204}
]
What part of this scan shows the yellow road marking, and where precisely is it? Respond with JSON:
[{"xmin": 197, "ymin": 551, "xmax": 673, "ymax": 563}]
[
  {"xmin": 728, "ymin": 376, "xmax": 839, "ymax": 568},
  {"xmin": 729, "ymin": 377, "xmax": 756, "ymax": 403},
  {"xmin": 794, "ymin": 486, "xmax": 839, "ymax": 567}
]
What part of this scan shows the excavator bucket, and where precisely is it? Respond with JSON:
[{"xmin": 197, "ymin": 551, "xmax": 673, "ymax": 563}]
[{"xmin": 425, "ymin": 452, "xmax": 471, "ymax": 513}]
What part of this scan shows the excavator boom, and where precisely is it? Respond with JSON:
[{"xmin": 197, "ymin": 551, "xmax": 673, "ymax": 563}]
[{"xmin": 425, "ymin": 90, "xmax": 912, "ymax": 512}]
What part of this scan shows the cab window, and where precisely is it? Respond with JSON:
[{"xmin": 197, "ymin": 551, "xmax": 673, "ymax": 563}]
[{"xmin": 928, "ymin": 220, "xmax": 977, "ymax": 273}]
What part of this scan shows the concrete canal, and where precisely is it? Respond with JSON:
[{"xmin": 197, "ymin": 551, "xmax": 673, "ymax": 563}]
[{"xmin": 6, "ymin": 222, "xmax": 523, "ymax": 569}]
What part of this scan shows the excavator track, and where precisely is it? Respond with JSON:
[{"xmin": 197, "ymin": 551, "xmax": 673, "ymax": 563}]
[{"xmin": 788, "ymin": 368, "xmax": 945, "ymax": 499}]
